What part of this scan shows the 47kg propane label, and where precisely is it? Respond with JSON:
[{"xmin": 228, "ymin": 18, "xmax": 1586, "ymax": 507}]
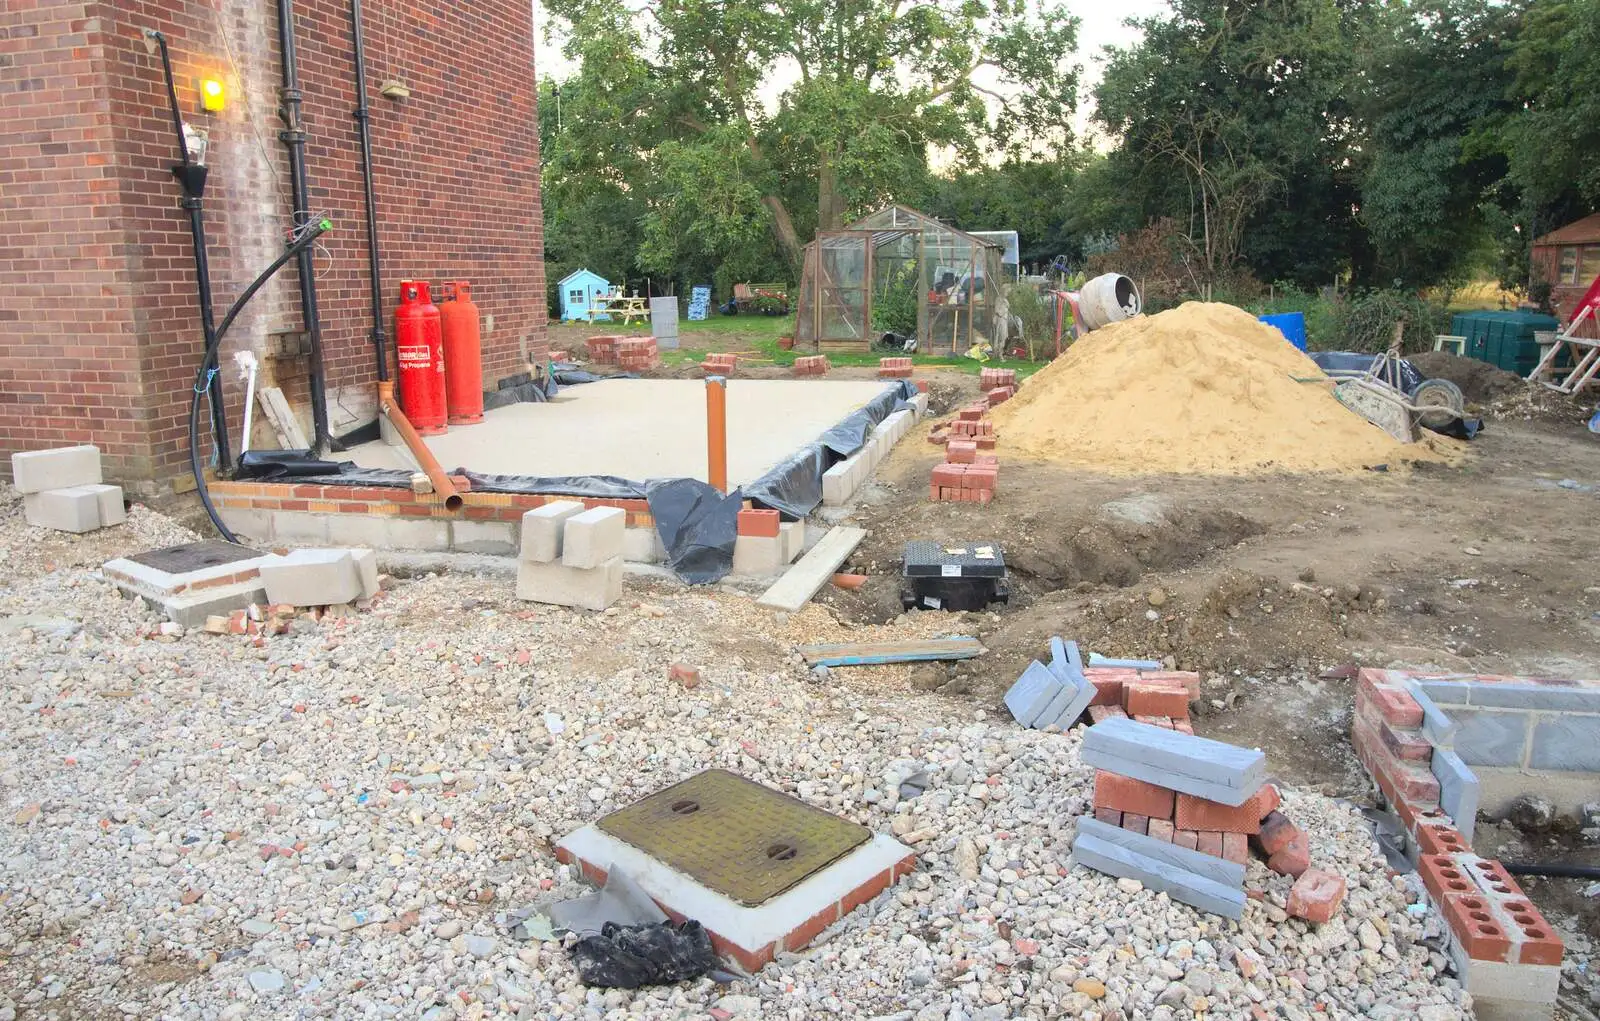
[{"xmin": 398, "ymin": 345, "xmax": 431, "ymax": 366}]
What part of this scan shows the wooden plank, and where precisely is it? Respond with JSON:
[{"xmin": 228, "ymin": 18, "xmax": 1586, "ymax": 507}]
[
  {"xmin": 757, "ymin": 526, "xmax": 866, "ymax": 612},
  {"xmin": 257, "ymin": 387, "xmax": 309, "ymax": 449},
  {"xmin": 798, "ymin": 637, "xmax": 983, "ymax": 667}
]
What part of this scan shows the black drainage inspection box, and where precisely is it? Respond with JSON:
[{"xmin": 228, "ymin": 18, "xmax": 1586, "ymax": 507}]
[{"xmin": 900, "ymin": 540, "xmax": 1009, "ymax": 612}]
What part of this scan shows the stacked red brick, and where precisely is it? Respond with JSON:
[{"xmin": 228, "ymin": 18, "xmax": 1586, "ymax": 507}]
[
  {"xmin": 701, "ymin": 352, "xmax": 738, "ymax": 376},
  {"xmin": 616, "ymin": 337, "xmax": 659, "ymax": 371},
  {"xmin": 1082, "ymin": 667, "xmax": 1200, "ymax": 733},
  {"xmin": 793, "ymin": 354, "xmax": 830, "ymax": 377},
  {"xmin": 980, "ymin": 367, "xmax": 1017, "ymax": 406},
  {"xmin": 1352, "ymin": 668, "xmax": 1564, "ymax": 1016},
  {"xmin": 586, "ymin": 335, "xmax": 623, "ymax": 364},
  {"xmin": 947, "ymin": 407, "xmax": 998, "ymax": 449},
  {"xmin": 878, "ymin": 357, "xmax": 914, "ymax": 378},
  {"xmin": 1092, "ymin": 771, "xmax": 1279, "ymax": 866},
  {"xmin": 929, "ymin": 456, "xmax": 998, "ymax": 503}
]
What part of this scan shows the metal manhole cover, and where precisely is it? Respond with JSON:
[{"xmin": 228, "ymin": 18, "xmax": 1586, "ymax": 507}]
[
  {"xmin": 596, "ymin": 769, "xmax": 871, "ymax": 906},
  {"xmin": 126, "ymin": 540, "xmax": 262, "ymax": 575}
]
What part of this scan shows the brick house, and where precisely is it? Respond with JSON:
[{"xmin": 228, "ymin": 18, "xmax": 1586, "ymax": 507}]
[
  {"xmin": 1, "ymin": 1, "xmax": 548, "ymax": 495},
  {"xmin": 1532, "ymin": 212, "xmax": 1600, "ymax": 335}
]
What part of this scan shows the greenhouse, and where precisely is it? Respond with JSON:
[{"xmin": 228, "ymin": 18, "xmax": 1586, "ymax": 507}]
[{"xmin": 794, "ymin": 205, "xmax": 1010, "ymax": 355}]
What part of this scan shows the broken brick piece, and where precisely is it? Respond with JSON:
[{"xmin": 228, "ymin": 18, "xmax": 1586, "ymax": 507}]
[
  {"xmin": 1093, "ymin": 771, "xmax": 1176, "ymax": 820},
  {"xmin": 1267, "ymin": 832, "xmax": 1311, "ymax": 877},
  {"xmin": 1253, "ymin": 811, "xmax": 1301, "ymax": 857},
  {"xmin": 669, "ymin": 663, "xmax": 700, "ymax": 689},
  {"xmin": 1287, "ymin": 869, "xmax": 1348, "ymax": 924}
]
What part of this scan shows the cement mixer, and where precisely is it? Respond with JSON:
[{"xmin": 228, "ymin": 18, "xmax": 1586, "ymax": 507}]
[{"xmin": 1051, "ymin": 273, "xmax": 1142, "ymax": 354}]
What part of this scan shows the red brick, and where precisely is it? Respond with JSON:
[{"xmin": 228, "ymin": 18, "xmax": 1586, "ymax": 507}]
[
  {"xmin": 1093, "ymin": 771, "xmax": 1175, "ymax": 820},
  {"xmin": 1120, "ymin": 813, "xmax": 1149, "ymax": 835},
  {"xmin": 1221, "ymin": 832, "xmax": 1249, "ymax": 864},
  {"xmin": 1174, "ymin": 785, "xmax": 1280, "ymax": 834},
  {"xmin": 1125, "ymin": 681, "xmax": 1189, "ymax": 719},
  {"xmin": 1252, "ymin": 810, "xmax": 1303, "ymax": 857},
  {"xmin": 1094, "ymin": 807, "xmax": 1122, "ymax": 827},
  {"xmin": 1414, "ymin": 822, "xmax": 1470, "ymax": 856},
  {"xmin": 1084, "ymin": 668, "xmax": 1133, "ymax": 707},
  {"xmin": 736, "ymin": 508, "xmax": 780, "ymax": 537},
  {"xmin": 931, "ymin": 463, "xmax": 965, "ymax": 488},
  {"xmin": 1173, "ymin": 829, "xmax": 1199, "ymax": 850},
  {"xmin": 1358, "ymin": 673, "xmax": 1423, "ymax": 728},
  {"xmin": 1287, "ymin": 869, "xmax": 1347, "ymax": 923},
  {"xmin": 1147, "ymin": 818, "xmax": 1175, "ymax": 842},
  {"xmin": 1419, "ymin": 853, "xmax": 1478, "ymax": 903},
  {"xmin": 1499, "ymin": 896, "xmax": 1564, "ymax": 965},
  {"xmin": 958, "ymin": 408, "xmax": 985, "ymax": 421},
  {"xmin": 1441, "ymin": 891, "xmax": 1513, "ymax": 962},
  {"xmin": 839, "ymin": 867, "xmax": 893, "ymax": 916},
  {"xmin": 1267, "ymin": 833, "xmax": 1311, "ymax": 877},
  {"xmin": 669, "ymin": 663, "xmax": 700, "ymax": 689},
  {"xmin": 1137, "ymin": 671, "xmax": 1203, "ymax": 699},
  {"xmin": 947, "ymin": 440, "xmax": 977, "ymax": 463},
  {"xmin": 783, "ymin": 903, "xmax": 840, "ymax": 952},
  {"xmin": 1196, "ymin": 831, "xmax": 1224, "ymax": 858},
  {"xmin": 1087, "ymin": 704, "xmax": 1127, "ymax": 724},
  {"xmin": 1172, "ymin": 719, "xmax": 1194, "ymax": 735}
]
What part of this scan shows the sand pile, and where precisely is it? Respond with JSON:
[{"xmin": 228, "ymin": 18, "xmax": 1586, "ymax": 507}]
[{"xmin": 990, "ymin": 302, "xmax": 1450, "ymax": 474}]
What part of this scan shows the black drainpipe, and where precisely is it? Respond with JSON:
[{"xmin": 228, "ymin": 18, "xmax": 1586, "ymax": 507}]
[
  {"xmin": 275, "ymin": 0, "xmax": 331, "ymax": 452},
  {"xmin": 350, "ymin": 0, "xmax": 390, "ymax": 386}
]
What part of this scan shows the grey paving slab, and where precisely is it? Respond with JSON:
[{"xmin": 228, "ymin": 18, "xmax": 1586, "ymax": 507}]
[
  {"xmin": 1075, "ymin": 818, "xmax": 1245, "ymax": 887},
  {"xmin": 1528, "ymin": 714, "xmax": 1600, "ymax": 772},
  {"xmin": 1406, "ymin": 681, "xmax": 1458, "ymax": 747},
  {"xmin": 1004, "ymin": 661, "xmax": 1062, "ymax": 727},
  {"xmin": 1081, "ymin": 718, "xmax": 1265, "ymax": 806},
  {"xmin": 1430, "ymin": 748, "xmax": 1480, "ymax": 842},
  {"xmin": 1450, "ymin": 709, "xmax": 1531, "ymax": 768},
  {"xmin": 1415, "ymin": 681, "xmax": 1472, "ymax": 705},
  {"xmin": 1034, "ymin": 683, "xmax": 1081, "ymax": 730},
  {"xmin": 1072, "ymin": 833, "xmax": 1245, "ymax": 920}
]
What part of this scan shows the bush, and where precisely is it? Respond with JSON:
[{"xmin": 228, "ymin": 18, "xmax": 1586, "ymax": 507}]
[
  {"xmin": 1334, "ymin": 289, "xmax": 1450, "ymax": 353},
  {"xmin": 871, "ymin": 264, "xmax": 919, "ymax": 336},
  {"xmin": 1006, "ymin": 283, "xmax": 1052, "ymax": 360}
]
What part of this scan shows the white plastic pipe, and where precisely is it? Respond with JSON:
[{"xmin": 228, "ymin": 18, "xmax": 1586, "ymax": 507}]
[{"xmin": 235, "ymin": 351, "xmax": 259, "ymax": 455}]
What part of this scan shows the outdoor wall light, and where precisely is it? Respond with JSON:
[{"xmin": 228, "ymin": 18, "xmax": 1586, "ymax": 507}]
[{"xmin": 200, "ymin": 78, "xmax": 226, "ymax": 112}]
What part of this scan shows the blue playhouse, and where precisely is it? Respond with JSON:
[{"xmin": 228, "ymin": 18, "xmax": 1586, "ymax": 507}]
[{"xmin": 558, "ymin": 268, "xmax": 611, "ymax": 322}]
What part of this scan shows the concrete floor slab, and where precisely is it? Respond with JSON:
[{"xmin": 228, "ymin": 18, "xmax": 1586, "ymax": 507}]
[{"xmin": 342, "ymin": 379, "xmax": 893, "ymax": 486}]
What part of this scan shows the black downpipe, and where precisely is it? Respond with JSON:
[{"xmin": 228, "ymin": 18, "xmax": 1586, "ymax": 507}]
[
  {"xmin": 148, "ymin": 31, "xmax": 231, "ymax": 473},
  {"xmin": 275, "ymin": 0, "xmax": 332, "ymax": 452},
  {"xmin": 350, "ymin": 0, "xmax": 390, "ymax": 385}
]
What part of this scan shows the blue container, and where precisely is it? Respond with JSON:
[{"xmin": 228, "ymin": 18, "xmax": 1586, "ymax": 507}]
[{"xmin": 1259, "ymin": 312, "xmax": 1308, "ymax": 350}]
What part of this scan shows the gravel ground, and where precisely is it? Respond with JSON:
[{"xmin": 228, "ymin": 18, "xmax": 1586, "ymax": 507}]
[{"xmin": 0, "ymin": 494, "xmax": 1477, "ymax": 1020}]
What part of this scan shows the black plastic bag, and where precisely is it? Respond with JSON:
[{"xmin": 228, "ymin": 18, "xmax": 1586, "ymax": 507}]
[
  {"xmin": 569, "ymin": 921, "xmax": 721, "ymax": 988},
  {"xmin": 645, "ymin": 478, "xmax": 741, "ymax": 585}
]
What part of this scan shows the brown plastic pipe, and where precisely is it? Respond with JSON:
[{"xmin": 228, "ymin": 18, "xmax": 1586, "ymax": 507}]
[
  {"xmin": 377, "ymin": 380, "xmax": 462, "ymax": 510},
  {"xmin": 706, "ymin": 375, "xmax": 728, "ymax": 493}
]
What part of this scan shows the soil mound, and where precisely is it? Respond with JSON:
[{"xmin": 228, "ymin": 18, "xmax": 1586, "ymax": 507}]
[
  {"xmin": 990, "ymin": 302, "xmax": 1449, "ymax": 474},
  {"xmin": 1407, "ymin": 349, "xmax": 1527, "ymax": 402}
]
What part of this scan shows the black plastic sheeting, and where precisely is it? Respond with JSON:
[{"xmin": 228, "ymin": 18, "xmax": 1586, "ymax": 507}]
[
  {"xmin": 251, "ymin": 380, "xmax": 917, "ymax": 585},
  {"xmin": 1309, "ymin": 351, "xmax": 1481, "ymax": 440},
  {"xmin": 569, "ymin": 921, "xmax": 721, "ymax": 989}
]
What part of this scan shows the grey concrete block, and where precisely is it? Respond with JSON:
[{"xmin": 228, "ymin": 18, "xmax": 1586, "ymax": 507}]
[
  {"xmin": 521, "ymin": 501, "xmax": 586, "ymax": 562},
  {"xmin": 1415, "ymin": 680, "xmax": 1472, "ymax": 705},
  {"xmin": 909, "ymin": 393, "xmax": 929, "ymax": 419},
  {"xmin": 1405, "ymin": 681, "xmax": 1457, "ymax": 747},
  {"xmin": 777, "ymin": 520, "xmax": 805, "ymax": 564},
  {"xmin": 451, "ymin": 520, "xmax": 517, "ymax": 555},
  {"xmin": 1075, "ymin": 817, "xmax": 1246, "ymax": 887},
  {"xmin": 219, "ymin": 507, "xmax": 273, "ymax": 543},
  {"xmin": 1528, "ymin": 714, "xmax": 1600, "ymax": 772},
  {"xmin": 23, "ymin": 487, "xmax": 102, "ymax": 532},
  {"xmin": 324, "ymin": 514, "xmax": 387, "ymax": 547},
  {"xmin": 1004, "ymin": 661, "xmax": 1061, "ymax": 727},
  {"xmin": 1448, "ymin": 940, "xmax": 1558, "ymax": 1021},
  {"xmin": 83, "ymin": 484, "xmax": 125, "ymax": 526},
  {"xmin": 260, "ymin": 549, "xmax": 361, "ymax": 607},
  {"xmin": 1034, "ymin": 683, "xmax": 1081, "ymax": 731},
  {"xmin": 732, "ymin": 534, "xmax": 785, "ymax": 576},
  {"xmin": 386, "ymin": 517, "xmax": 450, "ymax": 550},
  {"xmin": 12, "ymin": 445, "xmax": 100, "ymax": 494},
  {"xmin": 1430, "ymin": 748, "xmax": 1480, "ymax": 841},
  {"xmin": 1451, "ymin": 708, "xmax": 1531, "ymax": 767},
  {"xmin": 1466, "ymin": 682, "xmax": 1600, "ymax": 713},
  {"xmin": 515, "ymin": 556, "xmax": 623, "ymax": 611},
  {"xmin": 562, "ymin": 507, "xmax": 625, "ymax": 569},
  {"xmin": 1071, "ymin": 833, "xmax": 1245, "ymax": 919},
  {"xmin": 271, "ymin": 511, "xmax": 331, "ymax": 544},
  {"xmin": 349, "ymin": 548, "xmax": 380, "ymax": 600},
  {"xmin": 1081, "ymin": 718, "xmax": 1266, "ymax": 806},
  {"xmin": 822, "ymin": 463, "xmax": 851, "ymax": 505},
  {"xmin": 622, "ymin": 527, "xmax": 665, "ymax": 564},
  {"xmin": 152, "ymin": 583, "xmax": 272, "ymax": 628},
  {"xmin": 1038, "ymin": 637, "xmax": 1095, "ymax": 728}
]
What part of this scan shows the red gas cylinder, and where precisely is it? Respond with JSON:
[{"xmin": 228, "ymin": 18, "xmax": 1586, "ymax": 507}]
[
  {"xmin": 440, "ymin": 280, "xmax": 484, "ymax": 425},
  {"xmin": 395, "ymin": 279, "xmax": 447, "ymax": 435}
]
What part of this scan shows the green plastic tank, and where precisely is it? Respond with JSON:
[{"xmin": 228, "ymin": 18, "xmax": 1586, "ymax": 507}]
[{"xmin": 1448, "ymin": 310, "xmax": 1561, "ymax": 376}]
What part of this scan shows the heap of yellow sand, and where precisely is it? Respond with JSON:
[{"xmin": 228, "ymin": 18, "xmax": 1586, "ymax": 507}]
[{"xmin": 989, "ymin": 302, "xmax": 1449, "ymax": 474}]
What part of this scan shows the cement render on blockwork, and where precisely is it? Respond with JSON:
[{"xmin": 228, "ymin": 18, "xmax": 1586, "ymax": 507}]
[{"xmin": 344, "ymin": 379, "xmax": 892, "ymax": 487}]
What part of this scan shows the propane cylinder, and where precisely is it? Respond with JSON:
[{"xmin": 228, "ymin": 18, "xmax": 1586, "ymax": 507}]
[
  {"xmin": 440, "ymin": 280, "xmax": 484, "ymax": 425},
  {"xmin": 395, "ymin": 279, "xmax": 447, "ymax": 435}
]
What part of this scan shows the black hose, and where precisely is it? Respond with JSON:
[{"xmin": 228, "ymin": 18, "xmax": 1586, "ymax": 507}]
[
  {"xmin": 1501, "ymin": 861, "xmax": 1600, "ymax": 880},
  {"xmin": 187, "ymin": 221, "xmax": 332, "ymax": 540}
]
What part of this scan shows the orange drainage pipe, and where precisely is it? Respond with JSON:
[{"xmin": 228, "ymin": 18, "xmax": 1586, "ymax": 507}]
[
  {"xmin": 831, "ymin": 573, "xmax": 867, "ymax": 590},
  {"xmin": 706, "ymin": 375, "xmax": 728, "ymax": 493},
  {"xmin": 377, "ymin": 380, "xmax": 463, "ymax": 511}
]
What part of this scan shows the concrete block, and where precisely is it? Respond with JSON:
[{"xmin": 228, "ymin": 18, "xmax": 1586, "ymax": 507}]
[
  {"xmin": 1415, "ymin": 680, "xmax": 1472, "ymax": 705},
  {"xmin": 1082, "ymin": 718, "xmax": 1266, "ymax": 806},
  {"xmin": 1005, "ymin": 661, "xmax": 1062, "ymax": 727},
  {"xmin": 516, "ymin": 556, "xmax": 623, "ymax": 611},
  {"xmin": 82, "ymin": 484, "xmax": 125, "ymax": 526},
  {"xmin": 385, "ymin": 517, "xmax": 450, "ymax": 550},
  {"xmin": 1089, "ymin": 654, "xmax": 1164, "ymax": 670},
  {"xmin": 1527, "ymin": 714, "xmax": 1600, "ymax": 772},
  {"xmin": 1405, "ymin": 681, "xmax": 1458, "ymax": 747},
  {"xmin": 732, "ymin": 534, "xmax": 786, "ymax": 576},
  {"xmin": 272, "ymin": 511, "xmax": 331, "ymax": 544},
  {"xmin": 451, "ymin": 519, "xmax": 517, "ymax": 555},
  {"xmin": 1430, "ymin": 748, "xmax": 1480, "ymax": 841},
  {"xmin": 326, "ymin": 514, "xmax": 389, "ymax": 547},
  {"xmin": 1071, "ymin": 831, "xmax": 1245, "ymax": 919},
  {"xmin": 521, "ymin": 500, "xmax": 586, "ymax": 562},
  {"xmin": 218, "ymin": 507, "xmax": 273, "ymax": 543},
  {"xmin": 1076, "ymin": 818, "xmax": 1246, "ymax": 887},
  {"xmin": 777, "ymin": 520, "xmax": 805, "ymax": 564},
  {"xmin": 349, "ymin": 548, "xmax": 380, "ymax": 600},
  {"xmin": 11, "ymin": 445, "xmax": 100, "ymax": 494},
  {"xmin": 23, "ymin": 487, "xmax": 102, "ymax": 532},
  {"xmin": 562, "ymin": 507, "xmax": 625, "ymax": 569},
  {"xmin": 1448, "ymin": 941, "xmax": 1558, "ymax": 1021},
  {"xmin": 1034, "ymin": 683, "xmax": 1082, "ymax": 730},
  {"xmin": 259, "ymin": 549, "xmax": 361, "ymax": 607},
  {"xmin": 622, "ymin": 527, "xmax": 665, "ymax": 564},
  {"xmin": 909, "ymin": 393, "xmax": 929, "ymax": 419},
  {"xmin": 1451, "ymin": 709, "xmax": 1531, "ymax": 767},
  {"xmin": 822, "ymin": 463, "xmax": 851, "ymax": 505},
  {"xmin": 1467, "ymin": 682, "xmax": 1600, "ymax": 713}
]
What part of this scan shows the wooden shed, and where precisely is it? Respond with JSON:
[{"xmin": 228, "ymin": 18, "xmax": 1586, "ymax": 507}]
[{"xmin": 1532, "ymin": 213, "xmax": 1600, "ymax": 333}]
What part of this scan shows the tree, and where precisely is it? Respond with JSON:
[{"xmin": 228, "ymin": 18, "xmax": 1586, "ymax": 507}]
[
  {"xmin": 1506, "ymin": 0, "xmax": 1600, "ymax": 211},
  {"xmin": 542, "ymin": 0, "xmax": 1081, "ymax": 275}
]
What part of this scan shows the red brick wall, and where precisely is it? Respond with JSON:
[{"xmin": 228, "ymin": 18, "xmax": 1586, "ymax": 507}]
[{"xmin": 1, "ymin": 0, "xmax": 546, "ymax": 493}]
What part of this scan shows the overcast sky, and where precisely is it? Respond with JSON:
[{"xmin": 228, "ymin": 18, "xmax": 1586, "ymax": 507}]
[{"xmin": 530, "ymin": 0, "xmax": 1169, "ymax": 143}]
